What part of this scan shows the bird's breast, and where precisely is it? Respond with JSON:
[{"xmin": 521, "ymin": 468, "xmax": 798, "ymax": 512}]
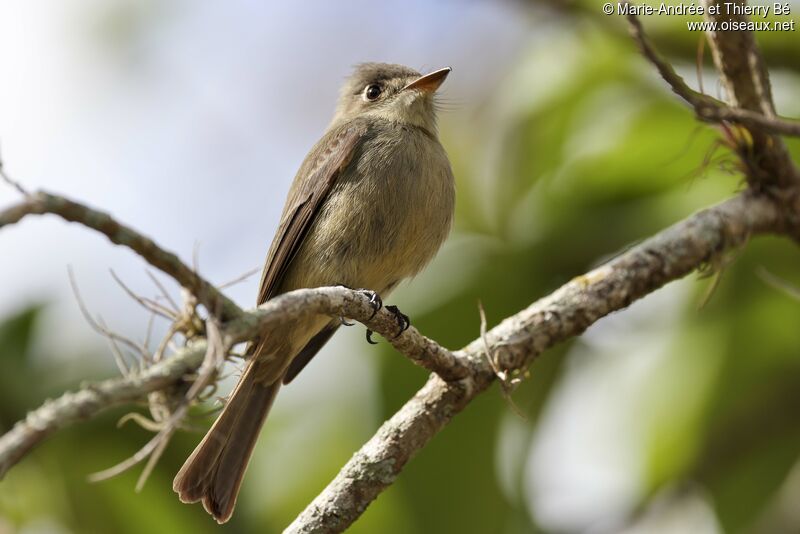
[{"xmin": 291, "ymin": 124, "xmax": 455, "ymax": 293}]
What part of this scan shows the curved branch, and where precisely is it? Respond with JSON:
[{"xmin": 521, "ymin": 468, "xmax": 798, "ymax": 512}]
[
  {"xmin": 285, "ymin": 190, "xmax": 796, "ymax": 533},
  {"xmin": 0, "ymin": 285, "xmax": 473, "ymax": 479},
  {"xmin": 626, "ymin": 7, "xmax": 799, "ymax": 187},
  {"xmin": 0, "ymin": 344, "xmax": 207, "ymax": 478},
  {"xmin": 0, "ymin": 191, "xmax": 242, "ymax": 321},
  {"xmin": 0, "ymin": 186, "xmax": 797, "ymax": 528},
  {"xmin": 0, "ymin": 8, "xmax": 797, "ymax": 529},
  {"xmin": 626, "ymin": 13, "xmax": 800, "ymax": 138}
]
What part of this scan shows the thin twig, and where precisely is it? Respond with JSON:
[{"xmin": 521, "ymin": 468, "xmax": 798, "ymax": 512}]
[
  {"xmin": 700, "ymin": 107, "xmax": 800, "ymax": 137},
  {"xmin": 192, "ymin": 241, "xmax": 201, "ymax": 275},
  {"xmin": 89, "ymin": 318, "xmax": 227, "ymax": 488},
  {"xmin": 143, "ymin": 311, "xmax": 156, "ymax": 353},
  {"xmin": 478, "ymin": 301, "xmax": 525, "ymax": 419},
  {"xmin": 110, "ymin": 269, "xmax": 176, "ymax": 320},
  {"xmin": 218, "ymin": 265, "xmax": 261, "ymax": 290},
  {"xmin": 145, "ymin": 270, "xmax": 180, "ymax": 314},
  {"xmin": 0, "ymin": 152, "xmax": 29, "ymax": 197},
  {"xmin": 99, "ymin": 317, "xmax": 136, "ymax": 372},
  {"xmin": 626, "ymin": 11, "xmax": 717, "ymax": 108},
  {"xmin": 626, "ymin": 13, "xmax": 800, "ymax": 138},
  {"xmin": 757, "ymin": 267, "xmax": 800, "ymax": 301},
  {"xmin": 118, "ymin": 412, "xmax": 165, "ymax": 433},
  {"xmin": 68, "ymin": 267, "xmax": 150, "ymax": 360},
  {"xmin": 87, "ymin": 431, "xmax": 166, "ymax": 483},
  {"xmin": 153, "ymin": 323, "xmax": 179, "ymax": 363},
  {"xmin": 696, "ymin": 34, "xmax": 706, "ymax": 97}
]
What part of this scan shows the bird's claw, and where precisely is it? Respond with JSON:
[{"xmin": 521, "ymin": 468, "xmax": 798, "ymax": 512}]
[
  {"xmin": 348, "ymin": 290, "xmax": 406, "ymax": 344},
  {"xmin": 386, "ymin": 305, "xmax": 410, "ymax": 338},
  {"xmin": 366, "ymin": 329, "xmax": 378, "ymax": 344},
  {"xmin": 358, "ymin": 289, "xmax": 383, "ymax": 320},
  {"xmin": 363, "ymin": 303, "xmax": 409, "ymax": 345}
]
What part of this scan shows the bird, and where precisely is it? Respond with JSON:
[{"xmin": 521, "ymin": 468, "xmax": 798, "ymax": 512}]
[{"xmin": 173, "ymin": 62, "xmax": 455, "ymax": 524}]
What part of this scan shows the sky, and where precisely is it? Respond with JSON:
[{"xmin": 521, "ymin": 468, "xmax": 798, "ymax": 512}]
[{"xmin": 0, "ymin": 0, "xmax": 529, "ymax": 356}]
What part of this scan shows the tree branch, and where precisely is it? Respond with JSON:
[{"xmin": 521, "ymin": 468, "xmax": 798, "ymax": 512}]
[
  {"xmin": 0, "ymin": 284, "xmax": 474, "ymax": 479},
  {"xmin": 285, "ymin": 189, "xmax": 797, "ymax": 533},
  {"xmin": 625, "ymin": 13, "xmax": 800, "ymax": 139},
  {"xmin": 0, "ymin": 344, "xmax": 207, "ymax": 478},
  {"xmin": 532, "ymin": 0, "xmax": 800, "ymax": 72},
  {"xmin": 0, "ymin": 191, "xmax": 242, "ymax": 321},
  {"xmin": 231, "ymin": 287, "xmax": 473, "ymax": 380},
  {"xmin": 273, "ymin": 19, "xmax": 800, "ymax": 527},
  {"xmin": 4, "ymin": 185, "xmax": 792, "ymax": 525},
  {"xmin": 2, "ymin": 187, "xmax": 795, "ymax": 516},
  {"xmin": 2, "ymin": 9, "xmax": 800, "ymax": 528},
  {"xmin": 701, "ymin": 0, "xmax": 775, "ymax": 115},
  {"xmin": 700, "ymin": 0, "xmax": 799, "ymax": 186}
]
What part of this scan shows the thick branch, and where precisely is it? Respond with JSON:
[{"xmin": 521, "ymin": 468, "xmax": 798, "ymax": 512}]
[
  {"xmin": 0, "ymin": 286, "xmax": 472, "ymax": 478},
  {"xmin": 702, "ymin": 0, "xmax": 775, "ymax": 114},
  {"xmin": 285, "ymin": 190, "xmax": 796, "ymax": 533},
  {"xmin": 1, "ymin": 10, "xmax": 798, "ymax": 528},
  {"xmin": 700, "ymin": 0, "xmax": 799, "ymax": 186},
  {"xmin": 0, "ymin": 344, "xmax": 207, "ymax": 478},
  {"xmin": 0, "ymin": 191, "xmax": 242, "ymax": 321},
  {"xmin": 1, "ymin": 185, "xmax": 797, "ymax": 528},
  {"xmin": 233, "ymin": 287, "xmax": 472, "ymax": 380}
]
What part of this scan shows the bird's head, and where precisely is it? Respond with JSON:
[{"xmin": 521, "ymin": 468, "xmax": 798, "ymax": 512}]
[{"xmin": 333, "ymin": 63, "xmax": 450, "ymax": 133}]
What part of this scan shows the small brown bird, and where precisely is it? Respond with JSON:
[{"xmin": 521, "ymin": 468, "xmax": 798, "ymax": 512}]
[{"xmin": 173, "ymin": 62, "xmax": 455, "ymax": 523}]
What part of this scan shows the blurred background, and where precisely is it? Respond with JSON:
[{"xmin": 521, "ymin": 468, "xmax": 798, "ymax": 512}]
[{"xmin": 1, "ymin": 1, "xmax": 800, "ymax": 533}]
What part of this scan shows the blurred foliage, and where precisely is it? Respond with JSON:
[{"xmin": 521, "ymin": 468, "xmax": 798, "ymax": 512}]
[
  {"xmin": 2, "ymin": 2, "xmax": 800, "ymax": 533},
  {"xmin": 0, "ymin": 306, "xmax": 44, "ymax": 427}
]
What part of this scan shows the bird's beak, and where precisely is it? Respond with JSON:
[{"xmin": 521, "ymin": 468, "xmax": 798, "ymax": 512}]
[{"xmin": 402, "ymin": 67, "xmax": 451, "ymax": 94}]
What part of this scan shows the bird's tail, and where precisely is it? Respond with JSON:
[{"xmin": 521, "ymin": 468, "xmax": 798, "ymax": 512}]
[{"xmin": 173, "ymin": 361, "xmax": 280, "ymax": 524}]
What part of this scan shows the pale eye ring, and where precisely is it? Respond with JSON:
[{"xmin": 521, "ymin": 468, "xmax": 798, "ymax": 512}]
[{"xmin": 364, "ymin": 84, "xmax": 382, "ymax": 101}]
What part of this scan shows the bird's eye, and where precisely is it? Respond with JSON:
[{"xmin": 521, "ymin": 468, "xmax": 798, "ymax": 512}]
[{"xmin": 364, "ymin": 84, "xmax": 382, "ymax": 101}]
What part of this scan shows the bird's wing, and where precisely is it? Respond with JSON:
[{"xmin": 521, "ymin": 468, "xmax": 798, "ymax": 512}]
[{"xmin": 256, "ymin": 120, "xmax": 368, "ymax": 305}]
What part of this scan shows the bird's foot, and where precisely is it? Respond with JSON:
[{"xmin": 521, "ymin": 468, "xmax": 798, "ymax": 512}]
[
  {"xmin": 335, "ymin": 284, "xmax": 383, "ymax": 325},
  {"xmin": 365, "ymin": 304, "xmax": 410, "ymax": 345},
  {"xmin": 386, "ymin": 305, "xmax": 410, "ymax": 338},
  {"xmin": 366, "ymin": 328, "xmax": 378, "ymax": 344},
  {"xmin": 357, "ymin": 289, "xmax": 383, "ymax": 319},
  {"xmin": 335, "ymin": 285, "xmax": 382, "ymax": 343}
]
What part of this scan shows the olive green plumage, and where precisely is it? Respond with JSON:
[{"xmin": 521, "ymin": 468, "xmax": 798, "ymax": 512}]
[{"xmin": 174, "ymin": 62, "xmax": 455, "ymax": 523}]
